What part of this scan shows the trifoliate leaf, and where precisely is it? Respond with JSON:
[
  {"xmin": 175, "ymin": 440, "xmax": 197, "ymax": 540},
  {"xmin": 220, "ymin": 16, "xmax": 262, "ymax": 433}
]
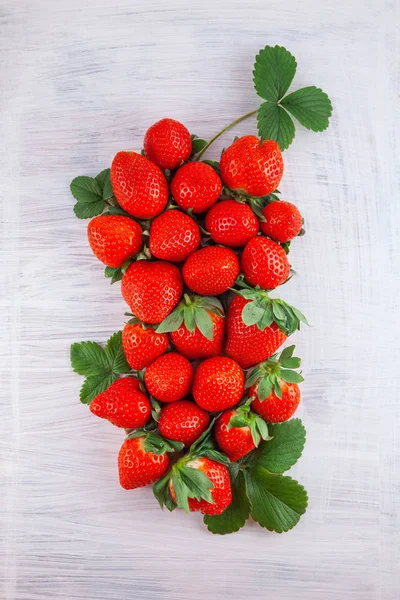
[
  {"xmin": 71, "ymin": 176, "xmax": 105, "ymax": 219},
  {"xmin": 106, "ymin": 205, "xmax": 133, "ymax": 218},
  {"xmin": 257, "ymin": 102, "xmax": 295, "ymax": 151},
  {"xmin": 204, "ymin": 470, "xmax": 250, "ymax": 534},
  {"xmin": 70, "ymin": 341, "xmax": 110, "ymax": 377},
  {"xmin": 242, "ymin": 301, "xmax": 265, "ymax": 326},
  {"xmin": 73, "ymin": 198, "xmax": 105, "ymax": 219},
  {"xmin": 194, "ymin": 308, "xmax": 214, "ymax": 341},
  {"xmin": 254, "ymin": 419, "xmax": 306, "ymax": 473},
  {"xmin": 105, "ymin": 331, "xmax": 130, "ymax": 375},
  {"xmin": 281, "ymin": 86, "xmax": 332, "ymax": 132},
  {"xmin": 244, "ymin": 467, "xmax": 308, "ymax": 532},
  {"xmin": 253, "ymin": 45, "xmax": 297, "ymax": 102},
  {"xmin": 156, "ymin": 310, "xmax": 184, "ymax": 333},
  {"xmin": 79, "ymin": 373, "xmax": 116, "ymax": 404}
]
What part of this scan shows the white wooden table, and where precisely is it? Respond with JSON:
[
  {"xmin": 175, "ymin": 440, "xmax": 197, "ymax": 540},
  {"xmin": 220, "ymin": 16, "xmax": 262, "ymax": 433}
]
[{"xmin": 1, "ymin": 1, "xmax": 399, "ymax": 598}]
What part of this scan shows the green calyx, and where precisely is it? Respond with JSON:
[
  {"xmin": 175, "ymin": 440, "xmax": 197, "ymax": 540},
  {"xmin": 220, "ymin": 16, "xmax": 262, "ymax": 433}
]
[
  {"xmin": 234, "ymin": 280, "xmax": 308, "ymax": 334},
  {"xmin": 228, "ymin": 403, "xmax": 272, "ymax": 447},
  {"xmin": 125, "ymin": 429, "xmax": 185, "ymax": 456},
  {"xmin": 246, "ymin": 345, "xmax": 304, "ymax": 401},
  {"xmin": 156, "ymin": 294, "xmax": 224, "ymax": 341},
  {"xmin": 223, "ymin": 187, "xmax": 280, "ymax": 219}
]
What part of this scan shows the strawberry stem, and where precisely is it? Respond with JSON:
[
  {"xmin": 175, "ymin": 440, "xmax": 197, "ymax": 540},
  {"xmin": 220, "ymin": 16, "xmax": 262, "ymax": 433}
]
[{"xmin": 196, "ymin": 109, "xmax": 258, "ymax": 160}]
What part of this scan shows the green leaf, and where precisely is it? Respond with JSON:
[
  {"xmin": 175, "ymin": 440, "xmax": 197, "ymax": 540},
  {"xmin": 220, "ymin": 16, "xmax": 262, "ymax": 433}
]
[
  {"xmin": 281, "ymin": 86, "xmax": 332, "ymax": 132},
  {"xmin": 255, "ymin": 419, "xmax": 306, "ymax": 473},
  {"xmin": 70, "ymin": 341, "xmax": 110, "ymax": 377},
  {"xmin": 257, "ymin": 102, "xmax": 295, "ymax": 152},
  {"xmin": 191, "ymin": 138, "xmax": 208, "ymax": 155},
  {"xmin": 242, "ymin": 301, "xmax": 265, "ymax": 326},
  {"xmin": 255, "ymin": 377, "xmax": 273, "ymax": 401},
  {"xmin": 253, "ymin": 45, "xmax": 297, "ymax": 102},
  {"xmin": 70, "ymin": 176, "xmax": 102, "ymax": 202},
  {"xmin": 106, "ymin": 205, "xmax": 132, "ymax": 218},
  {"xmin": 279, "ymin": 369, "xmax": 304, "ymax": 384},
  {"xmin": 105, "ymin": 331, "xmax": 130, "ymax": 374},
  {"xmin": 194, "ymin": 308, "xmax": 214, "ymax": 341},
  {"xmin": 201, "ymin": 449, "xmax": 230, "ymax": 466},
  {"xmin": 281, "ymin": 357, "xmax": 301, "ymax": 369},
  {"xmin": 79, "ymin": 373, "xmax": 116, "ymax": 404},
  {"xmin": 244, "ymin": 467, "xmax": 308, "ymax": 532},
  {"xmin": 180, "ymin": 467, "xmax": 214, "ymax": 503},
  {"xmin": 204, "ymin": 471, "xmax": 250, "ymax": 534},
  {"xmin": 73, "ymin": 198, "xmax": 105, "ymax": 219},
  {"xmin": 95, "ymin": 168, "xmax": 114, "ymax": 200},
  {"xmin": 156, "ymin": 310, "xmax": 184, "ymax": 334},
  {"xmin": 202, "ymin": 159, "xmax": 220, "ymax": 174},
  {"xmin": 279, "ymin": 345, "xmax": 295, "ymax": 361}
]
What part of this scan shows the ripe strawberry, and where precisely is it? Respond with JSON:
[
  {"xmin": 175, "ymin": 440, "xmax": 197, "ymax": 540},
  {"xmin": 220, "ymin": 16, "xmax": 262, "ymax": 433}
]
[
  {"xmin": 111, "ymin": 151, "xmax": 168, "ymax": 219},
  {"xmin": 122, "ymin": 321, "xmax": 169, "ymax": 371},
  {"xmin": 118, "ymin": 436, "xmax": 170, "ymax": 490},
  {"xmin": 250, "ymin": 381, "xmax": 300, "ymax": 422},
  {"xmin": 149, "ymin": 209, "xmax": 200, "ymax": 262},
  {"xmin": 205, "ymin": 200, "xmax": 259, "ymax": 247},
  {"xmin": 121, "ymin": 260, "xmax": 183, "ymax": 324},
  {"xmin": 183, "ymin": 246, "xmax": 240, "ymax": 296},
  {"xmin": 220, "ymin": 135, "xmax": 283, "ymax": 197},
  {"xmin": 247, "ymin": 344, "xmax": 303, "ymax": 422},
  {"xmin": 214, "ymin": 406, "xmax": 269, "ymax": 461},
  {"xmin": 144, "ymin": 352, "xmax": 193, "ymax": 403},
  {"xmin": 261, "ymin": 200, "xmax": 303, "ymax": 243},
  {"xmin": 170, "ymin": 162, "xmax": 222, "ymax": 213},
  {"xmin": 87, "ymin": 215, "xmax": 143, "ymax": 268},
  {"xmin": 169, "ymin": 458, "xmax": 232, "ymax": 515},
  {"xmin": 193, "ymin": 356, "xmax": 244, "ymax": 411},
  {"xmin": 89, "ymin": 377, "xmax": 151, "ymax": 429},
  {"xmin": 158, "ymin": 400, "xmax": 210, "ymax": 447},
  {"xmin": 144, "ymin": 118, "xmax": 192, "ymax": 170},
  {"xmin": 157, "ymin": 294, "xmax": 225, "ymax": 360},
  {"xmin": 225, "ymin": 296, "xmax": 287, "ymax": 368},
  {"xmin": 241, "ymin": 236, "xmax": 290, "ymax": 289}
]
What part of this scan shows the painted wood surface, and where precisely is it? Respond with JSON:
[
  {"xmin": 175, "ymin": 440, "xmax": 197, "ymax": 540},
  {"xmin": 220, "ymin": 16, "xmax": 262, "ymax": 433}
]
[{"xmin": 1, "ymin": 1, "xmax": 399, "ymax": 598}]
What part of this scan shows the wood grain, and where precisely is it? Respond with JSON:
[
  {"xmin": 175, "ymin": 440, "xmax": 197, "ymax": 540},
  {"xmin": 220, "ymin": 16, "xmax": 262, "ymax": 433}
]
[{"xmin": 1, "ymin": 0, "xmax": 399, "ymax": 598}]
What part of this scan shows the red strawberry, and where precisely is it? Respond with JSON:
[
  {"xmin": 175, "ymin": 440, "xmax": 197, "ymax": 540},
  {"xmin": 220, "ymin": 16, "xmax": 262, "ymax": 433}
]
[
  {"xmin": 193, "ymin": 356, "xmax": 244, "ymax": 412},
  {"xmin": 215, "ymin": 406, "xmax": 269, "ymax": 461},
  {"xmin": 205, "ymin": 200, "xmax": 259, "ymax": 247},
  {"xmin": 144, "ymin": 118, "xmax": 192, "ymax": 170},
  {"xmin": 261, "ymin": 200, "xmax": 303, "ymax": 243},
  {"xmin": 183, "ymin": 246, "xmax": 240, "ymax": 296},
  {"xmin": 169, "ymin": 457, "xmax": 232, "ymax": 515},
  {"xmin": 122, "ymin": 321, "xmax": 169, "ymax": 371},
  {"xmin": 250, "ymin": 381, "xmax": 300, "ymax": 422},
  {"xmin": 89, "ymin": 377, "xmax": 151, "ymax": 429},
  {"xmin": 220, "ymin": 136, "xmax": 283, "ymax": 197},
  {"xmin": 144, "ymin": 352, "xmax": 193, "ymax": 403},
  {"xmin": 87, "ymin": 215, "xmax": 143, "ymax": 268},
  {"xmin": 121, "ymin": 260, "xmax": 183, "ymax": 324},
  {"xmin": 225, "ymin": 296, "xmax": 287, "ymax": 368},
  {"xmin": 241, "ymin": 236, "xmax": 290, "ymax": 289},
  {"xmin": 158, "ymin": 400, "xmax": 210, "ymax": 447},
  {"xmin": 157, "ymin": 294, "xmax": 225, "ymax": 360},
  {"xmin": 111, "ymin": 151, "xmax": 168, "ymax": 219},
  {"xmin": 118, "ymin": 436, "xmax": 170, "ymax": 490},
  {"xmin": 170, "ymin": 162, "xmax": 222, "ymax": 213},
  {"xmin": 149, "ymin": 209, "xmax": 200, "ymax": 263}
]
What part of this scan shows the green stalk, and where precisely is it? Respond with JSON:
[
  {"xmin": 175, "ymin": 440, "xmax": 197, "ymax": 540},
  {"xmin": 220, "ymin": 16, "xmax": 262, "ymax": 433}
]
[{"xmin": 196, "ymin": 109, "xmax": 258, "ymax": 160}]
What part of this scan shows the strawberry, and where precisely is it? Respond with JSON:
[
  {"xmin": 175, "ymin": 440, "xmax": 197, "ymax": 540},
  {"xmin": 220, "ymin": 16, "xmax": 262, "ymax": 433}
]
[
  {"xmin": 121, "ymin": 260, "xmax": 183, "ymax": 324},
  {"xmin": 183, "ymin": 246, "xmax": 240, "ymax": 296},
  {"xmin": 214, "ymin": 405, "xmax": 270, "ymax": 461},
  {"xmin": 149, "ymin": 209, "xmax": 200, "ymax": 263},
  {"xmin": 241, "ymin": 236, "xmax": 290, "ymax": 289},
  {"xmin": 192, "ymin": 356, "xmax": 244, "ymax": 412},
  {"xmin": 87, "ymin": 215, "xmax": 143, "ymax": 268},
  {"xmin": 246, "ymin": 345, "xmax": 303, "ymax": 422},
  {"xmin": 144, "ymin": 352, "xmax": 193, "ymax": 403},
  {"xmin": 220, "ymin": 135, "xmax": 283, "ymax": 197},
  {"xmin": 170, "ymin": 162, "xmax": 222, "ymax": 213},
  {"xmin": 111, "ymin": 151, "xmax": 169, "ymax": 219},
  {"xmin": 122, "ymin": 321, "xmax": 169, "ymax": 371},
  {"xmin": 158, "ymin": 400, "xmax": 210, "ymax": 447},
  {"xmin": 144, "ymin": 118, "xmax": 192, "ymax": 169},
  {"xmin": 118, "ymin": 436, "xmax": 170, "ymax": 490},
  {"xmin": 261, "ymin": 200, "xmax": 303, "ymax": 243},
  {"xmin": 225, "ymin": 296, "xmax": 287, "ymax": 368},
  {"xmin": 205, "ymin": 200, "xmax": 259, "ymax": 247},
  {"xmin": 89, "ymin": 377, "xmax": 151, "ymax": 429},
  {"xmin": 157, "ymin": 294, "xmax": 225, "ymax": 360},
  {"xmin": 169, "ymin": 458, "xmax": 232, "ymax": 515}
]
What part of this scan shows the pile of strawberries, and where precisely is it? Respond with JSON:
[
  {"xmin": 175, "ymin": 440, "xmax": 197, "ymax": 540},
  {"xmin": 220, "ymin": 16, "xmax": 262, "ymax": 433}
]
[{"xmin": 71, "ymin": 116, "xmax": 309, "ymax": 524}]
